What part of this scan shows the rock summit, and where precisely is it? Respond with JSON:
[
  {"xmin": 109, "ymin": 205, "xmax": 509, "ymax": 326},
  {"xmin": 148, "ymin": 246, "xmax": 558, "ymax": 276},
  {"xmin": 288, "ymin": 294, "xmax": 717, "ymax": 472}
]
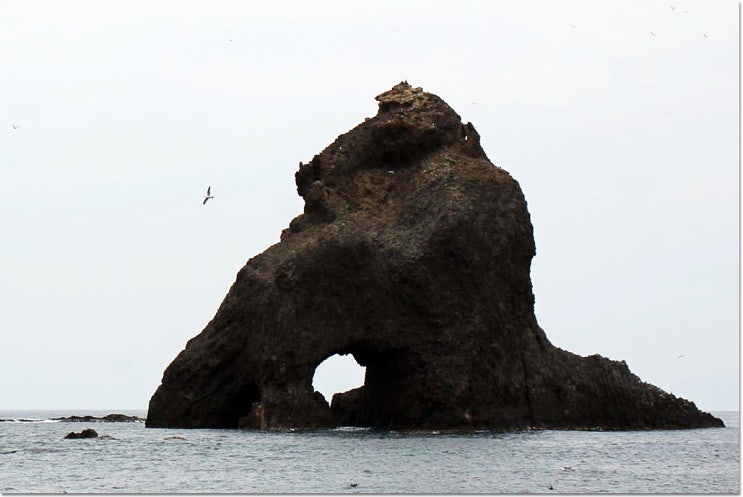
[{"xmin": 147, "ymin": 83, "xmax": 723, "ymax": 431}]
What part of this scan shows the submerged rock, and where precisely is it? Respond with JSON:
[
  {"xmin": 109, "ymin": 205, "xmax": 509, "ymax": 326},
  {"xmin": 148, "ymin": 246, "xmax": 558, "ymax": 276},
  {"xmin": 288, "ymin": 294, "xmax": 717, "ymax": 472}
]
[
  {"xmin": 64, "ymin": 428, "xmax": 98, "ymax": 439},
  {"xmin": 147, "ymin": 82, "xmax": 723, "ymax": 431}
]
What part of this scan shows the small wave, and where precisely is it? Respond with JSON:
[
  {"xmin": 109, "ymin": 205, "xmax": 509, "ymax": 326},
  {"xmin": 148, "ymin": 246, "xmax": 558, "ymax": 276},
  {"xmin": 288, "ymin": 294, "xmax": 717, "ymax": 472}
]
[
  {"xmin": 0, "ymin": 418, "xmax": 59, "ymax": 423},
  {"xmin": 332, "ymin": 426, "xmax": 372, "ymax": 432}
]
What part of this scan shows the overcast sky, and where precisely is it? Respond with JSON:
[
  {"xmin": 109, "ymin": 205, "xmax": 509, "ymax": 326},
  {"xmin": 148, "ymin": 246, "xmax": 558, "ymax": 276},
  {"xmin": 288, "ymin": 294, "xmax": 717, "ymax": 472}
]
[{"xmin": 1, "ymin": 0, "xmax": 738, "ymax": 412}]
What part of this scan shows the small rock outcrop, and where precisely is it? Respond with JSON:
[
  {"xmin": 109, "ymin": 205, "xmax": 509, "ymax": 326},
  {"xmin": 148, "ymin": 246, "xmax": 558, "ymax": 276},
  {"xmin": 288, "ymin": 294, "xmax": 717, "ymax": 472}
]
[
  {"xmin": 146, "ymin": 83, "xmax": 723, "ymax": 431},
  {"xmin": 64, "ymin": 428, "xmax": 98, "ymax": 439},
  {"xmin": 53, "ymin": 414, "xmax": 144, "ymax": 423}
]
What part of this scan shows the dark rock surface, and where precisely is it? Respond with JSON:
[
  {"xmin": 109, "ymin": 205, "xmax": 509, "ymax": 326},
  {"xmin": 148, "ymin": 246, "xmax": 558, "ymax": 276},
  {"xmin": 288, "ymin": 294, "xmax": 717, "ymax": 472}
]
[
  {"xmin": 64, "ymin": 428, "xmax": 98, "ymax": 439},
  {"xmin": 53, "ymin": 414, "xmax": 144, "ymax": 423},
  {"xmin": 147, "ymin": 82, "xmax": 723, "ymax": 431}
]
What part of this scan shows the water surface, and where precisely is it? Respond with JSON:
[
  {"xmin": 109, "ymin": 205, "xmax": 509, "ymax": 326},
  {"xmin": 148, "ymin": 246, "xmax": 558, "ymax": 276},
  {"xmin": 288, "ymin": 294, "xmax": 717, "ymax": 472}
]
[{"xmin": 0, "ymin": 410, "xmax": 738, "ymax": 493}]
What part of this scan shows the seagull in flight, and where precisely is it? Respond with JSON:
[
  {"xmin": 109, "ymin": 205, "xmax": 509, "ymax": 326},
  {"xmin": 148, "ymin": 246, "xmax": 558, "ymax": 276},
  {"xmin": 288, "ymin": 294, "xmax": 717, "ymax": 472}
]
[
  {"xmin": 11, "ymin": 124, "xmax": 20, "ymax": 129},
  {"xmin": 203, "ymin": 186, "xmax": 214, "ymax": 205}
]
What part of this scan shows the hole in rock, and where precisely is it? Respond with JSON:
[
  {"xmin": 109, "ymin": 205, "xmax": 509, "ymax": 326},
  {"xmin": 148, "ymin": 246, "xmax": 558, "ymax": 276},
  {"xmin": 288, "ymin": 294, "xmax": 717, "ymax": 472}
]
[
  {"xmin": 312, "ymin": 353, "xmax": 366, "ymax": 403},
  {"xmin": 223, "ymin": 381, "xmax": 260, "ymax": 428}
]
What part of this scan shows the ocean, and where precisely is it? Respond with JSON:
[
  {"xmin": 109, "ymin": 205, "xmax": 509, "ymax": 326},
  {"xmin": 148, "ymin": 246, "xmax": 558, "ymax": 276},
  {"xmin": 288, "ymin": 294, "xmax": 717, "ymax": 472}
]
[{"xmin": 0, "ymin": 410, "xmax": 738, "ymax": 494}]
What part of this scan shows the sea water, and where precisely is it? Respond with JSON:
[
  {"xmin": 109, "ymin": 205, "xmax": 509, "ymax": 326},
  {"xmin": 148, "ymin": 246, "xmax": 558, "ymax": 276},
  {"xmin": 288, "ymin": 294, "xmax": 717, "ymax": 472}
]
[{"xmin": 0, "ymin": 410, "xmax": 738, "ymax": 494}]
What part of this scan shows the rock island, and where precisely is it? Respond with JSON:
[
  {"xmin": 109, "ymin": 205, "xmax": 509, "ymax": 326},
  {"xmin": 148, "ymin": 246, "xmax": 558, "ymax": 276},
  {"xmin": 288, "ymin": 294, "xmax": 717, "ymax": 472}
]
[{"xmin": 146, "ymin": 83, "xmax": 723, "ymax": 431}]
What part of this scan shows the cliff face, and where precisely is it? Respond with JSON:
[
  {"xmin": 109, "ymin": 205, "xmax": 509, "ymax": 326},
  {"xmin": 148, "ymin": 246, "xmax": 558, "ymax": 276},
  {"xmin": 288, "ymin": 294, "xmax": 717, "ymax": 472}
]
[{"xmin": 146, "ymin": 83, "xmax": 723, "ymax": 431}]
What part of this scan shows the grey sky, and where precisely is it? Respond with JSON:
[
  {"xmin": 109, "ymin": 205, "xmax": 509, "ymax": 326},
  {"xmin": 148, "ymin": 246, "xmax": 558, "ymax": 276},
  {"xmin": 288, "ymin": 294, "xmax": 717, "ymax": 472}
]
[{"xmin": 1, "ymin": 0, "xmax": 738, "ymax": 411}]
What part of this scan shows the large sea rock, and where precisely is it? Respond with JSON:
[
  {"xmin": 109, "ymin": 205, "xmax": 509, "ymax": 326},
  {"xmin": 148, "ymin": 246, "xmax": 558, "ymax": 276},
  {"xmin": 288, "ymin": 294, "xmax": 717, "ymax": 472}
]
[{"xmin": 146, "ymin": 83, "xmax": 723, "ymax": 431}]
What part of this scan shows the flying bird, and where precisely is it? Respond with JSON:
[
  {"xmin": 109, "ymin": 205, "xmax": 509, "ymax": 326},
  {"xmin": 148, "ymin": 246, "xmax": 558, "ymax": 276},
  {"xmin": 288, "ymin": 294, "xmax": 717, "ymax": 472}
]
[
  {"xmin": 11, "ymin": 124, "xmax": 20, "ymax": 129},
  {"xmin": 651, "ymin": 31, "xmax": 656, "ymax": 36},
  {"xmin": 203, "ymin": 186, "xmax": 214, "ymax": 205}
]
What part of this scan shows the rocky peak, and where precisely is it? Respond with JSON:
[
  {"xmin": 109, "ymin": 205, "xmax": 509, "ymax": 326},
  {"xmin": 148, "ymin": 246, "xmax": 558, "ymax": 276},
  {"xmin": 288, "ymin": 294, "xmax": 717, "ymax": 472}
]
[{"xmin": 292, "ymin": 82, "xmax": 486, "ymax": 228}]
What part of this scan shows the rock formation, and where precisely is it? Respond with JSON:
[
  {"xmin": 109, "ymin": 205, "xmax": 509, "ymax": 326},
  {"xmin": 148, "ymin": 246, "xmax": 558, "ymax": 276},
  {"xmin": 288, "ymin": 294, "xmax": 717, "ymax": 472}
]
[
  {"xmin": 53, "ymin": 414, "xmax": 144, "ymax": 423},
  {"xmin": 146, "ymin": 82, "xmax": 723, "ymax": 431},
  {"xmin": 64, "ymin": 428, "xmax": 99, "ymax": 439}
]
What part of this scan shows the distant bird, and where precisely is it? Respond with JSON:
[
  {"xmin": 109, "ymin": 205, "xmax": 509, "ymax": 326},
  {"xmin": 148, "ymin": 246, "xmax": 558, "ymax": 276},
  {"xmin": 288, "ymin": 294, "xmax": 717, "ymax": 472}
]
[
  {"xmin": 677, "ymin": 354, "xmax": 686, "ymax": 358},
  {"xmin": 670, "ymin": 5, "xmax": 675, "ymax": 10},
  {"xmin": 651, "ymin": 31, "xmax": 656, "ymax": 36},
  {"xmin": 203, "ymin": 186, "xmax": 214, "ymax": 205},
  {"xmin": 703, "ymin": 33, "xmax": 708, "ymax": 38},
  {"xmin": 350, "ymin": 482, "xmax": 358, "ymax": 488},
  {"xmin": 560, "ymin": 466, "xmax": 573, "ymax": 472},
  {"xmin": 11, "ymin": 124, "xmax": 20, "ymax": 129},
  {"xmin": 548, "ymin": 485, "xmax": 554, "ymax": 490}
]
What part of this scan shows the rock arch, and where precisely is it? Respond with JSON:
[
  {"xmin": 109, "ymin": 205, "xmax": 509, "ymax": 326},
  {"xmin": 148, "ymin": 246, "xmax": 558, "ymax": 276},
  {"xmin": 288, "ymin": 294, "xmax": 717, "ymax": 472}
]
[
  {"xmin": 146, "ymin": 83, "xmax": 723, "ymax": 431},
  {"xmin": 312, "ymin": 352, "xmax": 365, "ymax": 404}
]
